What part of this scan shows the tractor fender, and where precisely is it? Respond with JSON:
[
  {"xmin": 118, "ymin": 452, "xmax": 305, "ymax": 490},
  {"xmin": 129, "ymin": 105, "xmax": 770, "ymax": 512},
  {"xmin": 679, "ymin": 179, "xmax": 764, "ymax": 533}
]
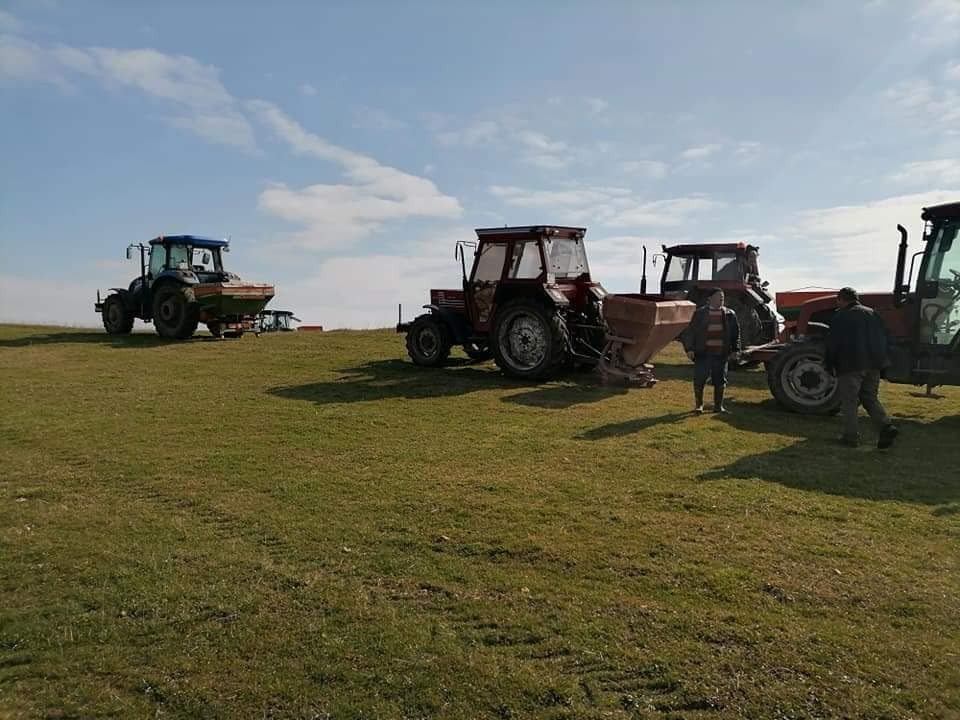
[
  {"xmin": 423, "ymin": 304, "xmax": 471, "ymax": 344},
  {"xmin": 153, "ymin": 268, "xmax": 199, "ymax": 286}
]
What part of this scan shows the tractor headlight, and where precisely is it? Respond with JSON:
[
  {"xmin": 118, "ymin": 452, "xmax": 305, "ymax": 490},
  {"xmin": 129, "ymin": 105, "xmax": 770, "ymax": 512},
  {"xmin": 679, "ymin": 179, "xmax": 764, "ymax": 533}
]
[{"xmin": 545, "ymin": 287, "xmax": 570, "ymax": 305}]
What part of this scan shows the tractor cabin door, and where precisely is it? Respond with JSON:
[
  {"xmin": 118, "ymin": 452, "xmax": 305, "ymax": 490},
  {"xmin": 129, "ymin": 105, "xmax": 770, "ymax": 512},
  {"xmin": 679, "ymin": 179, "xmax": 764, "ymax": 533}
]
[
  {"xmin": 468, "ymin": 242, "xmax": 509, "ymax": 331},
  {"xmin": 917, "ymin": 219, "xmax": 960, "ymax": 349}
]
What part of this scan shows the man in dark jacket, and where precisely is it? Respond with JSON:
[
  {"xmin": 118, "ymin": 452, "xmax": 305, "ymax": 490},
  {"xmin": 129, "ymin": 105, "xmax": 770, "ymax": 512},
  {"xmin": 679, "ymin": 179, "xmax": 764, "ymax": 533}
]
[
  {"xmin": 824, "ymin": 287, "xmax": 898, "ymax": 449},
  {"xmin": 683, "ymin": 288, "xmax": 741, "ymax": 414}
]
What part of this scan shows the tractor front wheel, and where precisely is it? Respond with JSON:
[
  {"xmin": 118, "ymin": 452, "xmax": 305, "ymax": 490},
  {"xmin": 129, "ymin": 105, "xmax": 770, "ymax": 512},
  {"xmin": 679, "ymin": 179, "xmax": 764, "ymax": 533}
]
[
  {"xmin": 102, "ymin": 294, "xmax": 134, "ymax": 335},
  {"xmin": 768, "ymin": 342, "xmax": 840, "ymax": 415},
  {"xmin": 492, "ymin": 298, "xmax": 567, "ymax": 380},
  {"xmin": 406, "ymin": 314, "xmax": 451, "ymax": 367},
  {"xmin": 152, "ymin": 284, "xmax": 200, "ymax": 340}
]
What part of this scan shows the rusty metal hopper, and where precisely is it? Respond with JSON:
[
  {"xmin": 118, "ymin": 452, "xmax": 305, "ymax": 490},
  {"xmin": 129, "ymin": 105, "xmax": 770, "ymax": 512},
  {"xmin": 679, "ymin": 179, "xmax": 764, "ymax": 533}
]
[{"xmin": 597, "ymin": 294, "xmax": 696, "ymax": 385}]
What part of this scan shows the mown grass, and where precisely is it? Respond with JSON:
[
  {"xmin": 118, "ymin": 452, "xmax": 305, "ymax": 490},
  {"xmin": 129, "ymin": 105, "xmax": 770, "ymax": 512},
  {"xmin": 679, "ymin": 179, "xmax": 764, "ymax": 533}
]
[{"xmin": 1, "ymin": 324, "xmax": 958, "ymax": 719}]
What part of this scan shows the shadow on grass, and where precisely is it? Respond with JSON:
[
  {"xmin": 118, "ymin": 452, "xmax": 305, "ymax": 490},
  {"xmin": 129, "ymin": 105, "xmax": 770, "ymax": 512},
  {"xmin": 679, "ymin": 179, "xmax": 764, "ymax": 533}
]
[
  {"xmin": 699, "ymin": 401, "xmax": 960, "ymax": 505},
  {"xmin": 576, "ymin": 412, "xmax": 693, "ymax": 440},
  {"xmin": 0, "ymin": 331, "xmax": 219, "ymax": 349},
  {"xmin": 268, "ymin": 359, "xmax": 632, "ymax": 407}
]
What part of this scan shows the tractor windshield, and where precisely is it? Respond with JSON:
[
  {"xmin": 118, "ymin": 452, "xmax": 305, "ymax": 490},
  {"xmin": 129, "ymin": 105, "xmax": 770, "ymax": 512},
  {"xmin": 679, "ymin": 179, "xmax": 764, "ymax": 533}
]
[{"xmin": 544, "ymin": 238, "xmax": 589, "ymax": 278}]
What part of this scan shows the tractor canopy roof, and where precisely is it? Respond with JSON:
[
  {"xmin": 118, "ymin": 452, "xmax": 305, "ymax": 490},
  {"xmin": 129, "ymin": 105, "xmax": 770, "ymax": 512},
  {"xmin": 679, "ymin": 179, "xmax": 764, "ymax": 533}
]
[
  {"xmin": 921, "ymin": 202, "xmax": 960, "ymax": 221},
  {"xmin": 664, "ymin": 242, "xmax": 752, "ymax": 256},
  {"xmin": 474, "ymin": 225, "xmax": 586, "ymax": 242},
  {"xmin": 149, "ymin": 235, "xmax": 229, "ymax": 249}
]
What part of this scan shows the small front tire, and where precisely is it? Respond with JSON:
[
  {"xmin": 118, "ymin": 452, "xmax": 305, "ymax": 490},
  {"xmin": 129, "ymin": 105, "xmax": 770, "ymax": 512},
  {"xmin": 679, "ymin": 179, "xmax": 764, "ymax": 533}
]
[
  {"xmin": 405, "ymin": 314, "xmax": 452, "ymax": 367},
  {"xmin": 102, "ymin": 294, "xmax": 134, "ymax": 335}
]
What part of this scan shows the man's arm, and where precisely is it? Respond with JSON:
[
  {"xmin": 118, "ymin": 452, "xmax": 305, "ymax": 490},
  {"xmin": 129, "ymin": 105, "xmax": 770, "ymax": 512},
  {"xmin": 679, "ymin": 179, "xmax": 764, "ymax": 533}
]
[
  {"xmin": 683, "ymin": 308, "xmax": 702, "ymax": 358},
  {"xmin": 727, "ymin": 309, "xmax": 741, "ymax": 354}
]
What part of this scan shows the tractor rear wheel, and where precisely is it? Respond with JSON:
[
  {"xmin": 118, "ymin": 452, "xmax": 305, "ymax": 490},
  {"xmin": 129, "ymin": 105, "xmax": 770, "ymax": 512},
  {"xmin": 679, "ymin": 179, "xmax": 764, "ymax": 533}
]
[
  {"xmin": 406, "ymin": 314, "xmax": 451, "ymax": 367},
  {"xmin": 102, "ymin": 294, "xmax": 134, "ymax": 335},
  {"xmin": 492, "ymin": 298, "xmax": 567, "ymax": 380},
  {"xmin": 152, "ymin": 284, "xmax": 200, "ymax": 340},
  {"xmin": 768, "ymin": 342, "xmax": 840, "ymax": 415}
]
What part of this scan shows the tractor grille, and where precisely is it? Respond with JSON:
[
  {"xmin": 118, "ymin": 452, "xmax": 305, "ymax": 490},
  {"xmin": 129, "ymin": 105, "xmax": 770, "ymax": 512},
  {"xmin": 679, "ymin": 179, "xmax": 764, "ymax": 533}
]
[{"xmin": 430, "ymin": 289, "xmax": 466, "ymax": 311}]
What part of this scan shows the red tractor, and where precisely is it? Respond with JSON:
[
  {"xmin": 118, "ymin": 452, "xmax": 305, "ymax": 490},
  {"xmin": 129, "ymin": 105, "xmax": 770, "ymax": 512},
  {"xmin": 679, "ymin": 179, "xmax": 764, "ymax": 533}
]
[
  {"xmin": 757, "ymin": 201, "xmax": 960, "ymax": 413},
  {"xmin": 397, "ymin": 225, "xmax": 608, "ymax": 379},
  {"xmin": 656, "ymin": 241, "xmax": 783, "ymax": 349}
]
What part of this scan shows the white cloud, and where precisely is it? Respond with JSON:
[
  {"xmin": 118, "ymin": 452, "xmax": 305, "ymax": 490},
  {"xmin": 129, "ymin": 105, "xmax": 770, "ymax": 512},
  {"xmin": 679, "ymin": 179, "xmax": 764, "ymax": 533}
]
[
  {"xmin": 910, "ymin": 0, "xmax": 960, "ymax": 47},
  {"xmin": 679, "ymin": 143, "xmax": 723, "ymax": 160},
  {"xmin": 299, "ymin": 82, "xmax": 317, "ymax": 96},
  {"xmin": 489, "ymin": 184, "xmax": 721, "ymax": 228},
  {"xmin": 352, "ymin": 105, "xmax": 407, "ymax": 131},
  {"xmin": 248, "ymin": 101, "xmax": 461, "ymax": 246},
  {"xmin": 436, "ymin": 120, "xmax": 499, "ymax": 147},
  {"xmin": 884, "ymin": 71, "xmax": 960, "ymax": 134},
  {"xmin": 515, "ymin": 130, "xmax": 566, "ymax": 153},
  {"xmin": 784, "ymin": 190, "xmax": 959, "ymax": 290},
  {"xmin": 586, "ymin": 97, "xmax": 608, "ymax": 114},
  {"xmin": 0, "ymin": 11, "xmax": 23, "ymax": 33},
  {"xmin": 888, "ymin": 159, "xmax": 960, "ymax": 185},
  {"xmin": 946, "ymin": 62, "xmax": 960, "ymax": 81},
  {"xmin": 0, "ymin": 34, "xmax": 258, "ymax": 151},
  {"xmin": 621, "ymin": 160, "xmax": 669, "ymax": 178}
]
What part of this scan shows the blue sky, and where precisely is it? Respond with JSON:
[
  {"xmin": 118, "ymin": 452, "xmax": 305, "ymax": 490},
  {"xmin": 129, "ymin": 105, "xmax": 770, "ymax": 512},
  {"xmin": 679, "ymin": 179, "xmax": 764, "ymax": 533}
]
[{"xmin": 1, "ymin": 0, "xmax": 958, "ymax": 328}]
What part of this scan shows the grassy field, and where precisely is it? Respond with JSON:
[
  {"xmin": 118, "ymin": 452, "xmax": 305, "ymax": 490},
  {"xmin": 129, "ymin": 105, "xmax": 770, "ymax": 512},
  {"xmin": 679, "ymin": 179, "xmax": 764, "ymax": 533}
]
[{"xmin": 1, "ymin": 323, "xmax": 958, "ymax": 720}]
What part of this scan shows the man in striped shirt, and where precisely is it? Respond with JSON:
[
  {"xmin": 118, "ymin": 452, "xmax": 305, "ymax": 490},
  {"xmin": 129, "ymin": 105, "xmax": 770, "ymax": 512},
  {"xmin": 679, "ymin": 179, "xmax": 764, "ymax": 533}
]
[{"xmin": 683, "ymin": 288, "xmax": 742, "ymax": 414}]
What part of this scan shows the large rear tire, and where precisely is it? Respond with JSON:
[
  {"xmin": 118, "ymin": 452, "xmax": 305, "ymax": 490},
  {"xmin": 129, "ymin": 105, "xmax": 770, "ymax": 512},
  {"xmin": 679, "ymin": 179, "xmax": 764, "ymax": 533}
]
[
  {"xmin": 492, "ymin": 298, "xmax": 567, "ymax": 380},
  {"xmin": 152, "ymin": 284, "xmax": 200, "ymax": 340},
  {"xmin": 406, "ymin": 314, "xmax": 452, "ymax": 367},
  {"xmin": 102, "ymin": 294, "xmax": 134, "ymax": 335},
  {"xmin": 768, "ymin": 342, "xmax": 840, "ymax": 415}
]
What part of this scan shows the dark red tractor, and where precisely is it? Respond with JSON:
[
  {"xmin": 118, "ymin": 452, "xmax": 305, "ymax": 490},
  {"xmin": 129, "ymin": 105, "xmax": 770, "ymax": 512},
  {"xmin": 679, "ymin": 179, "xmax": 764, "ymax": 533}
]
[
  {"xmin": 656, "ymin": 241, "xmax": 783, "ymax": 349},
  {"xmin": 397, "ymin": 225, "xmax": 608, "ymax": 379},
  {"xmin": 754, "ymin": 201, "xmax": 960, "ymax": 413}
]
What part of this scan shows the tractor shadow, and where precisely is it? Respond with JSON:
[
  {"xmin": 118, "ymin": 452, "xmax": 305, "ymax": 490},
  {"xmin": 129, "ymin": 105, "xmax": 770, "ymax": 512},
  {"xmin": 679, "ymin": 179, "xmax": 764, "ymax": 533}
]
[
  {"xmin": 575, "ymin": 412, "xmax": 693, "ymax": 440},
  {"xmin": 0, "ymin": 330, "xmax": 221, "ymax": 349},
  {"xmin": 267, "ymin": 359, "xmax": 627, "ymax": 407},
  {"xmin": 699, "ymin": 401, "xmax": 960, "ymax": 506}
]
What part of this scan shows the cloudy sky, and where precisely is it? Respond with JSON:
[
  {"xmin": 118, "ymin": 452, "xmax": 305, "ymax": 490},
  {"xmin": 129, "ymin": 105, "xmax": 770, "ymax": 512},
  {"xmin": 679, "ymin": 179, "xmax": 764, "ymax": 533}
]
[{"xmin": 1, "ymin": 0, "xmax": 958, "ymax": 328}]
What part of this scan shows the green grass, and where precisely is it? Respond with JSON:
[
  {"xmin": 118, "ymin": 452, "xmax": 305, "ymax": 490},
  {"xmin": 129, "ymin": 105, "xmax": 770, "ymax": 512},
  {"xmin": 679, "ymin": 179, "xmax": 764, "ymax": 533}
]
[{"xmin": 1, "ymin": 324, "xmax": 958, "ymax": 719}]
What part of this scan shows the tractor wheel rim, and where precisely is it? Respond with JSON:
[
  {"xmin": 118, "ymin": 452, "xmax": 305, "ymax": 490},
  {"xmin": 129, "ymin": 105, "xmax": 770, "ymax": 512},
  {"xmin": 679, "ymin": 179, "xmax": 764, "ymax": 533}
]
[
  {"xmin": 418, "ymin": 327, "xmax": 439, "ymax": 357},
  {"xmin": 160, "ymin": 298, "xmax": 180, "ymax": 323},
  {"xmin": 505, "ymin": 314, "xmax": 547, "ymax": 369},
  {"xmin": 782, "ymin": 355, "xmax": 836, "ymax": 406}
]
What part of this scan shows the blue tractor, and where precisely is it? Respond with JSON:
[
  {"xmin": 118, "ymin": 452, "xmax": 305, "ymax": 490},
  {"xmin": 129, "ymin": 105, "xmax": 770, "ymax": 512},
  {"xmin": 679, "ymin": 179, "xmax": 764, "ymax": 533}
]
[{"xmin": 95, "ymin": 235, "xmax": 275, "ymax": 339}]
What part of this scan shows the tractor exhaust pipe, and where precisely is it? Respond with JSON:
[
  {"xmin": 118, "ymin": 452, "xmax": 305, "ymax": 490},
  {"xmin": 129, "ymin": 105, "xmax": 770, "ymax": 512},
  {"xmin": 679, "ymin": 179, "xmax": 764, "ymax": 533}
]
[
  {"xmin": 894, "ymin": 224, "xmax": 908, "ymax": 306},
  {"xmin": 640, "ymin": 245, "xmax": 648, "ymax": 295}
]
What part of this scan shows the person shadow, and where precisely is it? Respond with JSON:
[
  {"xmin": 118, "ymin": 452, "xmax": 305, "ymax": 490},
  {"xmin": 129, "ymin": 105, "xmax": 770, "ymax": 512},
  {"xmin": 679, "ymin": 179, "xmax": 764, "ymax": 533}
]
[{"xmin": 698, "ymin": 400, "xmax": 960, "ymax": 506}]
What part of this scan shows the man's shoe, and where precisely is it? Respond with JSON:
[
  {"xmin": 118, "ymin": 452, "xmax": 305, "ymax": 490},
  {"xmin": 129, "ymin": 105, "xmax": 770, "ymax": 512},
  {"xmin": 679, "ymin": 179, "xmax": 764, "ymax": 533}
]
[
  {"xmin": 837, "ymin": 435, "xmax": 860, "ymax": 448},
  {"xmin": 712, "ymin": 406, "xmax": 730, "ymax": 414},
  {"xmin": 694, "ymin": 405, "xmax": 704, "ymax": 414},
  {"xmin": 877, "ymin": 424, "xmax": 899, "ymax": 450}
]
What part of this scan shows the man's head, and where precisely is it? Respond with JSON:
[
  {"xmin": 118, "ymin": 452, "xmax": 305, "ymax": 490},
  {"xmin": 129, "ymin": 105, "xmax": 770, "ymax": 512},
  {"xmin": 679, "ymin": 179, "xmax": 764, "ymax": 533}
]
[
  {"xmin": 837, "ymin": 286, "xmax": 859, "ymax": 308},
  {"xmin": 708, "ymin": 288, "xmax": 725, "ymax": 309}
]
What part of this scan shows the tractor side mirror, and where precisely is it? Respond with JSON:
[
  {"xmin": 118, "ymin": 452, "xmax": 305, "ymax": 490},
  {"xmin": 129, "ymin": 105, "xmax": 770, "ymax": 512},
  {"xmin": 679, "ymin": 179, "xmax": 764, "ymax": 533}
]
[
  {"xmin": 202, "ymin": 252, "xmax": 211, "ymax": 265},
  {"xmin": 126, "ymin": 247, "xmax": 134, "ymax": 260}
]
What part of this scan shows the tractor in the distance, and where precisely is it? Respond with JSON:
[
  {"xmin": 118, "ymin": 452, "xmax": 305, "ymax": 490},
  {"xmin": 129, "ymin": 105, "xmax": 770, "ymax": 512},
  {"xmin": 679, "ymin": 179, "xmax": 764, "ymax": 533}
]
[
  {"xmin": 759, "ymin": 201, "xmax": 960, "ymax": 413},
  {"xmin": 95, "ymin": 235, "xmax": 275, "ymax": 339},
  {"xmin": 397, "ymin": 225, "xmax": 608, "ymax": 379},
  {"xmin": 656, "ymin": 241, "xmax": 783, "ymax": 349}
]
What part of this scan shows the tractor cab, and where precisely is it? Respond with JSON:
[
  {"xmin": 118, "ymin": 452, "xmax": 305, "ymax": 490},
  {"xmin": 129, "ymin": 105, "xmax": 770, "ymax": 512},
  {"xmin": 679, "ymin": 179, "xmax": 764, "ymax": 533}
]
[
  {"xmin": 912, "ymin": 202, "xmax": 960, "ymax": 349},
  {"xmin": 457, "ymin": 226, "xmax": 601, "ymax": 332},
  {"xmin": 140, "ymin": 236, "xmax": 236, "ymax": 288},
  {"xmin": 657, "ymin": 242, "xmax": 781, "ymax": 347}
]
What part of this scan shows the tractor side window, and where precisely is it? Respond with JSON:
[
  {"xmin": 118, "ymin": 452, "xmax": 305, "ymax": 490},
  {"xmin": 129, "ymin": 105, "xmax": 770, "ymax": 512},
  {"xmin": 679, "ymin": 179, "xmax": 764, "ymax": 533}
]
[
  {"xmin": 696, "ymin": 258, "xmax": 711, "ymax": 281},
  {"xmin": 664, "ymin": 256, "xmax": 692, "ymax": 283},
  {"xmin": 508, "ymin": 241, "xmax": 544, "ymax": 279},
  {"xmin": 919, "ymin": 221, "xmax": 960, "ymax": 345},
  {"xmin": 168, "ymin": 245, "xmax": 191, "ymax": 270},
  {"xmin": 714, "ymin": 253, "xmax": 740, "ymax": 280},
  {"xmin": 474, "ymin": 243, "xmax": 508, "ymax": 282},
  {"xmin": 192, "ymin": 248, "xmax": 216, "ymax": 272},
  {"xmin": 148, "ymin": 246, "xmax": 165, "ymax": 277}
]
